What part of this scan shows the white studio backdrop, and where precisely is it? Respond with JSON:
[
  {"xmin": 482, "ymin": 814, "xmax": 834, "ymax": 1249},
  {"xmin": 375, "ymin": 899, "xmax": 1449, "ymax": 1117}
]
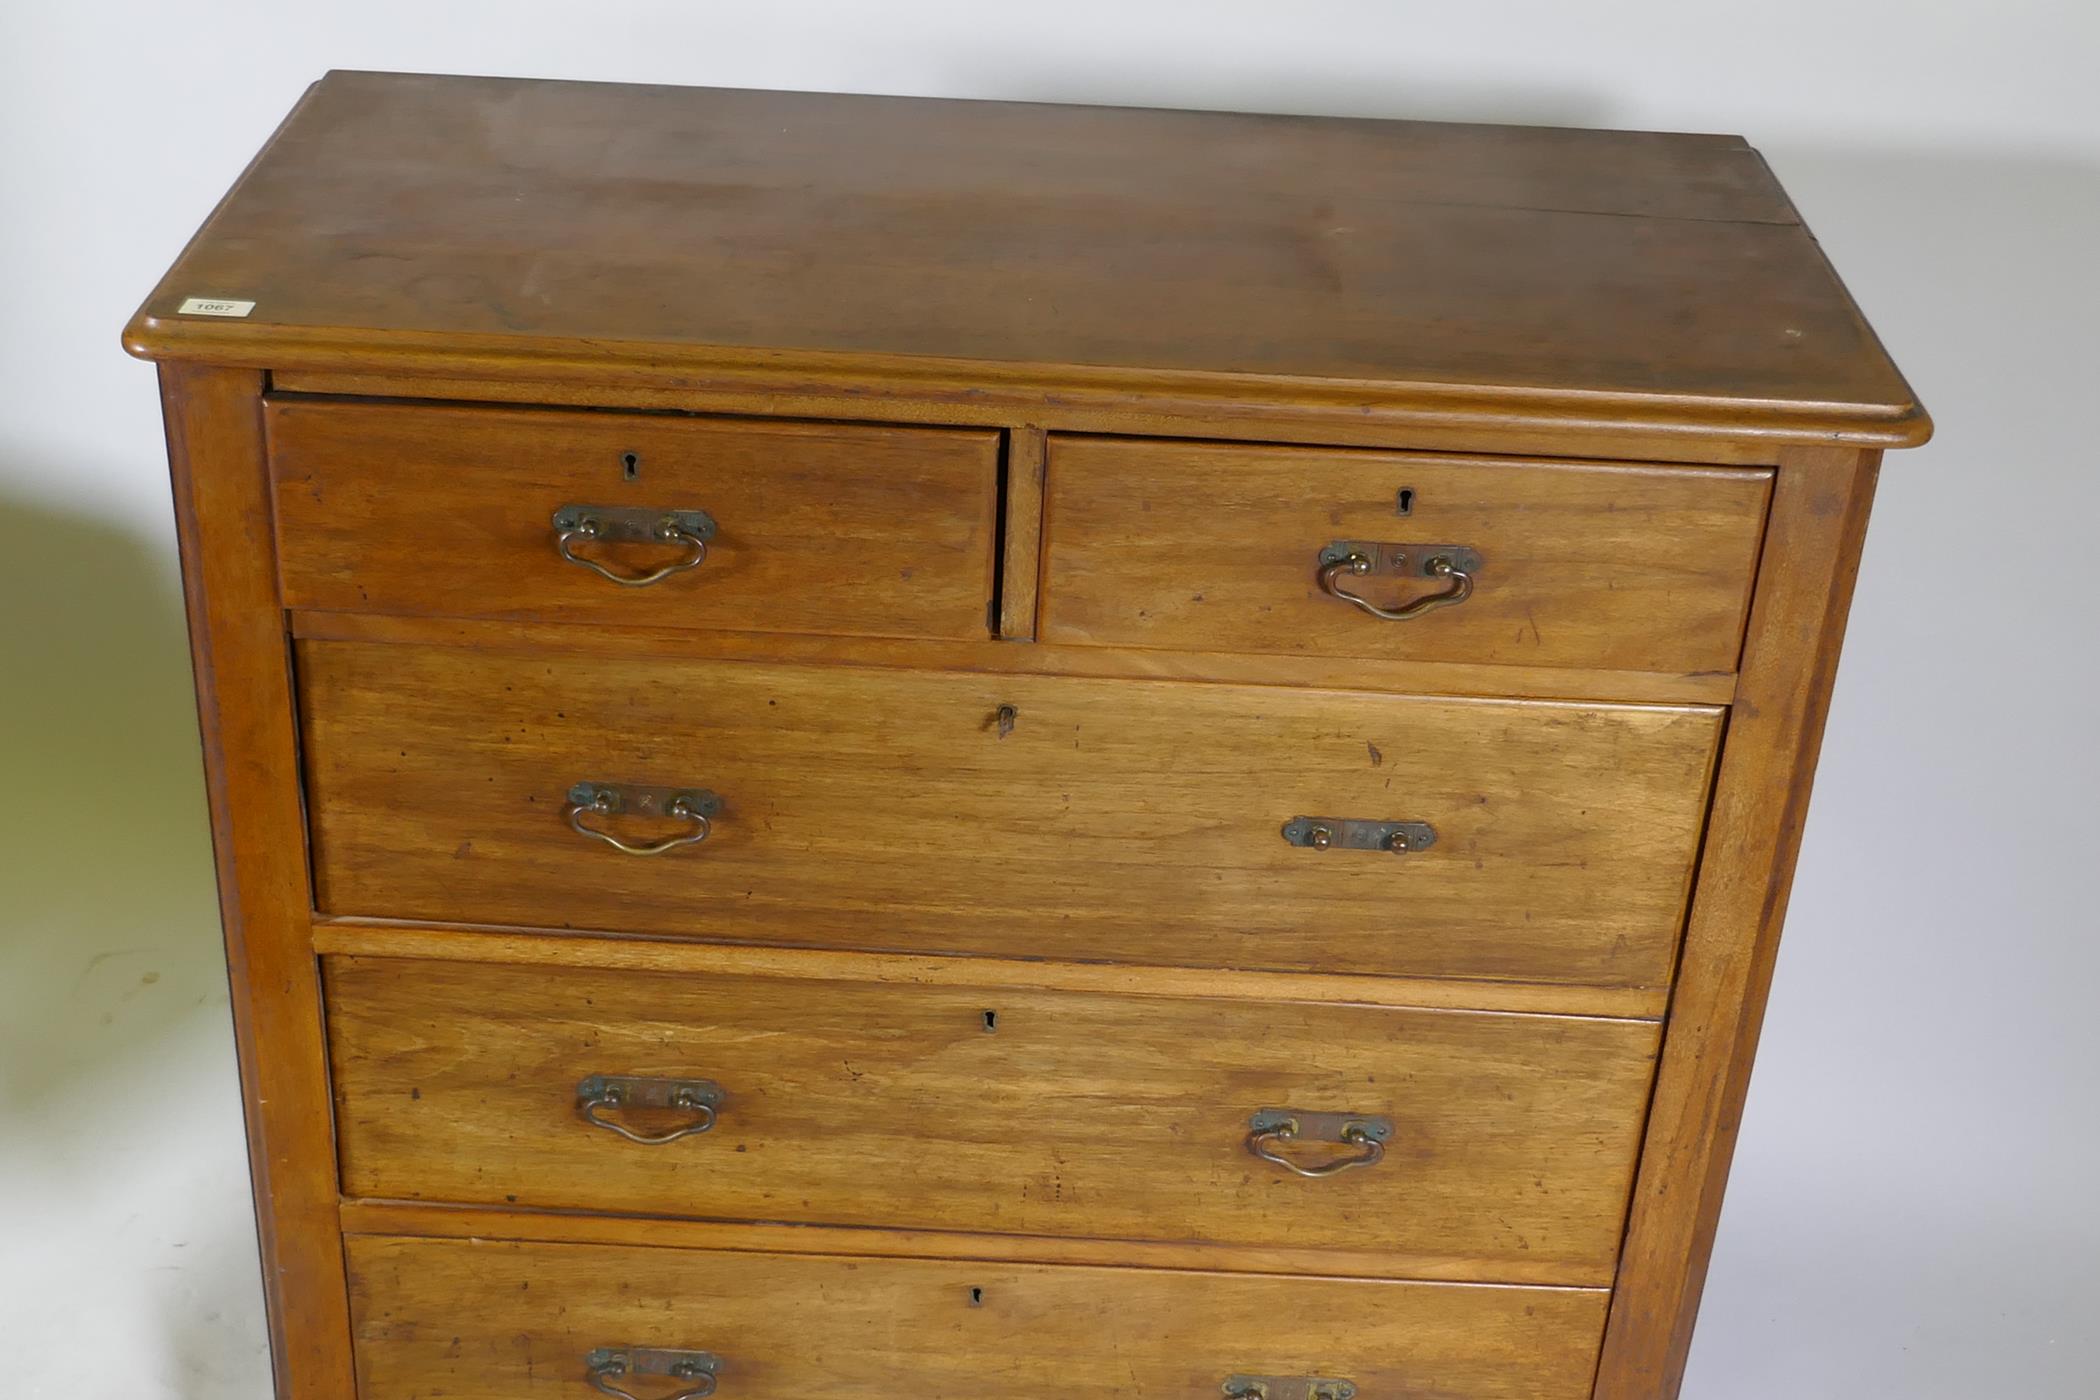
[{"xmin": 2, "ymin": 4, "xmax": 2093, "ymax": 1397}]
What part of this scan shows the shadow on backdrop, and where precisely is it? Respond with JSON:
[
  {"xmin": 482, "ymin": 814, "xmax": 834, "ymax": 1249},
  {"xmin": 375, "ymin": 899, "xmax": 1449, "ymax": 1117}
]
[
  {"xmin": 0, "ymin": 494, "xmax": 216, "ymax": 1093},
  {"xmin": 0, "ymin": 486, "xmax": 269, "ymax": 1396}
]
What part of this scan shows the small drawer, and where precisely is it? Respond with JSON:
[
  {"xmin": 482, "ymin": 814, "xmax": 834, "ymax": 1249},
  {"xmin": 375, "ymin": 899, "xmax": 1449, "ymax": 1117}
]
[
  {"xmin": 1039, "ymin": 435, "xmax": 1771, "ymax": 674},
  {"xmin": 266, "ymin": 398, "xmax": 1002, "ymax": 640},
  {"xmin": 327, "ymin": 956, "xmax": 1659, "ymax": 1283},
  {"xmin": 299, "ymin": 641, "xmax": 1723, "ymax": 996},
  {"xmin": 348, "ymin": 1234, "xmax": 1610, "ymax": 1399}
]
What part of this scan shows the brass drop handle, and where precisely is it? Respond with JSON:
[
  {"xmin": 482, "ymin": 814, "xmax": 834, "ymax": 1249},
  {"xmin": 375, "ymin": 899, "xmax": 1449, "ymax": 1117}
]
[
  {"xmin": 566, "ymin": 782, "xmax": 720, "ymax": 857},
  {"xmin": 1316, "ymin": 540, "xmax": 1481, "ymax": 621},
  {"xmin": 1320, "ymin": 552, "xmax": 1471, "ymax": 620},
  {"xmin": 554, "ymin": 504, "xmax": 717, "ymax": 587},
  {"xmin": 577, "ymin": 1075, "xmax": 724, "ymax": 1145},
  {"xmin": 586, "ymin": 1346, "xmax": 721, "ymax": 1400},
  {"xmin": 1247, "ymin": 1108, "xmax": 1392, "ymax": 1179}
]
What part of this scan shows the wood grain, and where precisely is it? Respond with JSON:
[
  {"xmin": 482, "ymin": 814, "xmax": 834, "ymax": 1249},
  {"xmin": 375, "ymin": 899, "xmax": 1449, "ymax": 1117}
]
[
  {"xmin": 325, "ymin": 954, "xmax": 1659, "ymax": 1285},
  {"xmin": 289, "ymin": 607, "xmax": 1739, "ymax": 706},
  {"xmin": 311, "ymin": 920, "xmax": 1670, "ymax": 1020},
  {"xmin": 1593, "ymin": 446, "xmax": 1881, "ymax": 1398},
  {"xmin": 345, "ymin": 1234, "xmax": 1611, "ymax": 1400},
  {"xmin": 267, "ymin": 397, "xmax": 1000, "ymax": 641},
  {"xmin": 126, "ymin": 72, "xmax": 1930, "ymax": 449},
  {"xmin": 159, "ymin": 364, "xmax": 355, "ymax": 1400},
  {"xmin": 298, "ymin": 642, "xmax": 1724, "ymax": 992},
  {"xmin": 1041, "ymin": 436, "xmax": 1771, "ymax": 674}
]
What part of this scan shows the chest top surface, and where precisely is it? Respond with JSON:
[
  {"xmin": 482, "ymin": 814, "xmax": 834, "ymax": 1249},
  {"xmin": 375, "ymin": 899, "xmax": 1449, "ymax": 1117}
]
[{"xmin": 126, "ymin": 70, "xmax": 1925, "ymax": 445}]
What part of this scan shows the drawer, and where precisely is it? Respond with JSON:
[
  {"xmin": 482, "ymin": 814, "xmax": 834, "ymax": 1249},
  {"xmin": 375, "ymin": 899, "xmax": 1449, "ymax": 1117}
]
[
  {"xmin": 266, "ymin": 398, "xmax": 1002, "ymax": 640},
  {"xmin": 1039, "ymin": 435, "xmax": 1771, "ymax": 674},
  {"xmin": 328, "ymin": 956, "xmax": 1658, "ymax": 1283},
  {"xmin": 347, "ymin": 1234, "xmax": 1610, "ymax": 1399},
  {"xmin": 300, "ymin": 641, "xmax": 1723, "ymax": 993}
]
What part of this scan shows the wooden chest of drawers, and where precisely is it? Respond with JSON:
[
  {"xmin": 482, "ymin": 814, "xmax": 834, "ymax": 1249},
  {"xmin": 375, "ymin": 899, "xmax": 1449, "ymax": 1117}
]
[{"xmin": 127, "ymin": 72, "xmax": 1928, "ymax": 1400}]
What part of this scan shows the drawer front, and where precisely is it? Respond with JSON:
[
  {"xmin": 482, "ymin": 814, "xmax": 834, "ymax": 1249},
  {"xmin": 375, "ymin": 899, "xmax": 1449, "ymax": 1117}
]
[
  {"xmin": 348, "ymin": 1235, "xmax": 1610, "ymax": 1399},
  {"xmin": 1039, "ymin": 435, "xmax": 1771, "ymax": 673},
  {"xmin": 267, "ymin": 398, "xmax": 1002, "ymax": 640},
  {"xmin": 328, "ymin": 956, "xmax": 1659, "ymax": 1282},
  {"xmin": 300, "ymin": 641, "xmax": 1723, "ymax": 993}
]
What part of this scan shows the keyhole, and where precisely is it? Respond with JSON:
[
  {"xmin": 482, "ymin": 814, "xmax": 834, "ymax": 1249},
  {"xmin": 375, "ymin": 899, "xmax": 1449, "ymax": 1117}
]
[
  {"xmin": 1395, "ymin": 487, "xmax": 1415, "ymax": 516},
  {"xmin": 621, "ymin": 452, "xmax": 641, "ymax": 480},
  {"xmin": 968, "ymin": 1287, "xmax": 985, "ymax": 1307},
  {"xmin": 982, "ymin": 1009, "xmax": 999, "ymax": 1033}
]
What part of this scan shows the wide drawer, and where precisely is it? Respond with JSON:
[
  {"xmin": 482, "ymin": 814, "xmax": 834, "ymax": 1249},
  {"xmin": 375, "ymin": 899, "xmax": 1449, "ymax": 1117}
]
[
  {"xmin": 347, "ymin": 1234, "xmax": 1610, "ymax": 1399},
  {"xmin": 266, "ymin": 398, "xmax": 1002, "ymax": 640},
  {"xmin": 328, "ymin": 956, "xmax": 1658, "ymax": 1283},
  {"xmin": 1039, "ymin": 435, "xmax": 1771, "ymax": 674},
  {"xmin": 300, "ymin": 641, "xmax": 1723, "ymax": 993}
]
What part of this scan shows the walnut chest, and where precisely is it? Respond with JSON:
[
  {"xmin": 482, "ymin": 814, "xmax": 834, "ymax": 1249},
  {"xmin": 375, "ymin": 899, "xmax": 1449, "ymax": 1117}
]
[{"xmin": 126, "ymin": 70, "xmax": 1929, "ymax": 1400}]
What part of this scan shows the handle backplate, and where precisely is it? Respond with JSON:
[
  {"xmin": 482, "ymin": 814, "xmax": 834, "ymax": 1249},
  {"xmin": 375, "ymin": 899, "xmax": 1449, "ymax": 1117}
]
[
  {"xmin": 1281, "ymin": 817, "xmax": 1436, "ymax": 854},
  {"xmin": 586, "ymin": 1346, "xmax": 720, "ymax": 1400},
  {"xmin": 1249, "ymin": 1108, "xmax": 1393, "ymax": 1145},
  {"xmin": 1222, "ymin": 1375, "xmax": 1359, "ymax": 1400},
  {"xmin": 568, "ymin": 782, "xmax": 721, "ymax": 821},
  {"xmin": 1317, "ymin": 540, "xmax": 1482, "ymax": 577},
  {"xmin": 554, "ymin": 504, "xmax": 718, "ymax": 545}
]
